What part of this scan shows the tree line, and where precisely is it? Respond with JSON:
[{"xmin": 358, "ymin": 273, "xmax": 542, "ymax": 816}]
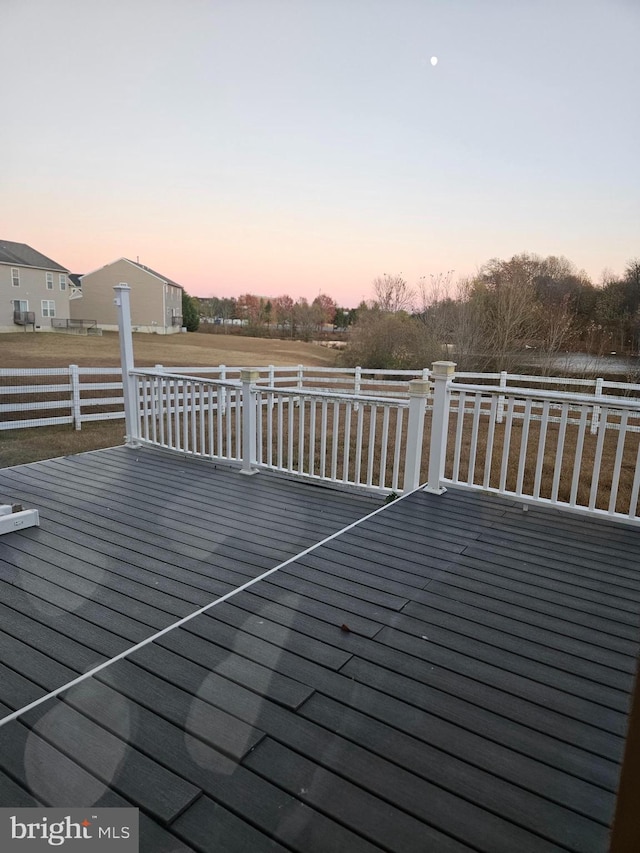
[
  {"xmin": 187, "ymin": 292, "xmax": 350, "ymax": 340},
  {"xmin": 343, "ymin": 254, "xmax": 640, "ymax": 372},
  {"xmin": 182, "ymin": 251, "xmax": 640, "ymax": 372}
]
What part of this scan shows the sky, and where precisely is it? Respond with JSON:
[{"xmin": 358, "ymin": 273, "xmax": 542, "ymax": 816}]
[{"xmin": 2, "ymin": 0, "xmax": 638, "ymax": 306}]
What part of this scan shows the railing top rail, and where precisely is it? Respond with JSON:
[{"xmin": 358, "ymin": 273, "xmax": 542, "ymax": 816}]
[
  {"xmin": 130, "ymin": 369, "xmax": 242, "ymax": 390},
  {"xmin": 257, "ymin": 384, "xmax": 409, "ymax": 407},
  {"xmin": 451, "ymin": 380, "xmax": 640, "ymax": 410}
]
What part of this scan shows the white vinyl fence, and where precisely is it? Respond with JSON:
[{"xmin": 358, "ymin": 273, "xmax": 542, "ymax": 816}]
[{"xmin": 3, "ymin": 363, "xmax": 640, "ymax": 432}]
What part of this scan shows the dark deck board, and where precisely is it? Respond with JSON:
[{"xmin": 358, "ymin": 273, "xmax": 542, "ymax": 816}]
[
  {"xmin": 189, "ymin": 595, "xmax": 622, "ymax": 800},
  {"xmin": 20, "ymin": 700, "xmax": 202, "ymax": 824},
  {"xmin": 175, "ymin": 603, "xmax": 624, "ymax": 767},
  {"xmin": 244, "ymin": 737, "xmax": 473, "ymax": 853},
  {"xmin": 423, "ymin": 578, "xmax": 640, "ymax": 655},
  {"xmin": 458, "ymin": 543, "xmax": 640, "ymax": 610},
  {"xmin": 0, "ymin": 445, "xmax": 638, "ymax": 852},
  {"xmin": 434, "ymin": 558, "xmax": 640, "ymax": 637},
  {"xmin": 398, "ymin": 600, "xmax": 633, "ymax": 685}
]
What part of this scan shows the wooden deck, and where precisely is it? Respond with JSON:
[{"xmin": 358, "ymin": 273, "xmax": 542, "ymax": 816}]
[{"xmin": 0, "ymin": 445, "xmax": 638, "ymax": 852}]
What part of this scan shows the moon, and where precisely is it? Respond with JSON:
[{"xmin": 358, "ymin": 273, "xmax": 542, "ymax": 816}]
[{"xmin": 430, "ymin": 56, "xmax": 438, "ymax": 66}]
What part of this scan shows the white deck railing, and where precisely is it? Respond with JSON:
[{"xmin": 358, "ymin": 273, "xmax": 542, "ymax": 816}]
[
  {"xmin": 131, "ymin": 366, "xmax": 429, "ymax": 494},
  {"xmin": 133, "ymin": 371, "xmax": 242, "ymax": 464},
  {"xmin": 129, "ymin": 367, "xmax": 640, "ymax": 524},
  {"xmin": 254, "ymin": 385, "xmax": 412, "ymax": 492},
  {"xmin": 425, "ymin": 362, "xmax": 640, "ymax": 524},
  {"xmin": 110, "ymin": 286, "xmax": 640, "ymax": 525}
]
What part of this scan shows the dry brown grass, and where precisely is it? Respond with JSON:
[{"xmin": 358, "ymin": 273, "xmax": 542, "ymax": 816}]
[
  {"xmin": 0, "ymin": 330, "xmax": 339, "ymax": 369},
  {"xmin": 0, "ymin": 421, "xmax": 127, "ymax": 469}
]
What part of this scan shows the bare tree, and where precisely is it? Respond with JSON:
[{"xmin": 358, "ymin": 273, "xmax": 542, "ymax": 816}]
[
  {"xmin": 372, "ymin": 274, "xmax": 415, "ymax": 313},
  {"xmin": 466, "ymin": 256, "xmax": 543, "ymax": 371},
  {"xmin": 416, "ymin": 270, "xmax": 455, "ymax": 312},
  {"xmin": 342, "ymin": 305, "xmax": 439, "ymax": 369},
  {"xmin": 536, "ymin": 296, "xmax": 579, "ymax": 375}
]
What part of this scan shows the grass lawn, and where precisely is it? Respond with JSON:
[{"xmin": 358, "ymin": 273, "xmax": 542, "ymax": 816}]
[{"xmin": 0, "ymin": 330, "xmax": 340, "ymax": 369}]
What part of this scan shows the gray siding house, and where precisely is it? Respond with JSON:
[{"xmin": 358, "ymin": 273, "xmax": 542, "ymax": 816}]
[
  {"xmin": 71, "ymin": 258, "xmax": 183, "ymax": 333},
  {"xmin": 0, "ymin": 240, "xmax": 71, "ymax": 332}
]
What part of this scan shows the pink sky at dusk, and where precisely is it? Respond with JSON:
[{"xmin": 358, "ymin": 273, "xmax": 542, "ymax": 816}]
[{"xmin": 2, "ymin": 1, "xmax": 638, "ymax": 307}]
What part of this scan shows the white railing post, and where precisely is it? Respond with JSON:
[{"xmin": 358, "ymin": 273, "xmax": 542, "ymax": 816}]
[
  {"xmin": 591, "ymin": 377, "xmax": 603, "ymax": 435},
  {"xmin": 424, "ymin": 361, "xmax": 456, "ymax": 495},
  {"xmin": 403, "ymin": 379, "xmax": 430, "ymax": 492},
  {"xmin": 354, "ymin": 365, "xmax": 362, "ymax": 396},
  {"xmin": 497, "ymin": 370, "xmax": 507, "ymax": 423},
  {"xmin": 240, "ymin": 369, "xmax": 259, "ymax": 475},
  {"xmin": 113, "ymin": 283, "xmax": 140, "ymax": 446},
  {"xmin": 219, "ymin": 364, "xmax": 227, "ymax": 414},
  {"xmin": 69, "ymin": 364, "xmax": 81, "ymax": 430}
]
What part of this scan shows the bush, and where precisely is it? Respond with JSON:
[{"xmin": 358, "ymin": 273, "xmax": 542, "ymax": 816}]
[
  {"xmin": 340, "ymin": 307, "xmax": 440, "ymax": 369},
  {"xmin": 182, "ymin": 292, "xmax": 200, "ymax": 332}
]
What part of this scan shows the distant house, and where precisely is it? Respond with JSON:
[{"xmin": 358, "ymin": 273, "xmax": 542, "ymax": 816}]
[
  {"xmin": 0, "ymin": 240, "xmax": 71, "ymax": 332},
  {"xmin": 70, "ymin": 258, "xmax": 184, "ymax": 333}
]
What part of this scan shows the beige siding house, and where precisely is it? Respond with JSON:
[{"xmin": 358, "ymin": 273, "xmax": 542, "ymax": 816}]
[
  {"xmin": 71, "ymin": 258, "xmax": 183, "ymax": 334},
  {"xmin": 0, "ymin": 240, "xmax": 71, "ymax": 332}
]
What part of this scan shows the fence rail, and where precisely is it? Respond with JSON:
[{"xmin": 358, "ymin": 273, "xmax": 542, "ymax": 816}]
[{"xmin": 3, "ymin": 363, "xmax": 640, "ymax": 432}]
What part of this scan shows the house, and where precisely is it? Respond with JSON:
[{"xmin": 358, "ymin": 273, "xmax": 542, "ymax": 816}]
[
  {"xmin": 0, "ymin": 240, "xmax": 71, "ymax": 332},
  {"xmin": 71, "ymin": 257, "xmax": 183, "ymax": 333}
]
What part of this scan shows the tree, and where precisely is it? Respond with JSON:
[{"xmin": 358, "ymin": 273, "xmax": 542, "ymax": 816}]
[
  {"xmin": 341, "ymin": 305, "xmax": 440, "ymax": 369},
  {"xmin": 467, "ymin": 255, "xmax": 544, "ymax": 370},
  {"xmin": 293, "ymin": 298, "xmax": 315, "ymax": 341},
  {"xmin": 625, "ymin": 258, "xmax": 640, "ymax": 290},
  {"xmin": 236, "ymin": 293, "xmax": 263, "ymax": 327},
  {"xmin": 415, "ymin": 271, "xmax": 456, "ymax": 354},
  {"xmin": 372, "ymin": 274, "xmax": 415, "ymax": 313},
  {"xmin": 273, "ymin": 295, "xmax": 295, "ymax": 335},
  {"xmin": 181, "ymin": 291, "xmax": 200, "ymax": 332},
  {"xmin": 311, "ymin": 293, "xmax": 337, "ymax": 327}
]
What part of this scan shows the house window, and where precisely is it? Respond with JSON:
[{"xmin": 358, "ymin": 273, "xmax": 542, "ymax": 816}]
[
  {"xmin": 13, "ymin": 299, "xmax": 28, "ymax": 312},
  {"xmin": 46, "ymin": 272, "xmax": 53, "ymax": 289},
  {"xmin": 11, "ymin": 268, "xmax": 20, "ymax": 287},
  {"xmin": 59, "ymin": 274, "xmax": 67, "ymax": 291},
  {"xmin": 41, "ymin": 300, "xmax": 56, "ymax": 318}
]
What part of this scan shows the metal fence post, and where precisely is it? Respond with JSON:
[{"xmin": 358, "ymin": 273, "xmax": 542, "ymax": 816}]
[
  {"xmin": 114, "ymin": 283, "xmax": 140, "ymax": 446},
  {"xmin": 403, "ymin": 379, "xmax": 430, "ymax": 492},
  {"xmin": 69, "ymin": 364, "xmax": 81, "ymax": 430},
  {"xmin": 240, "ymin": 369, "xmax": 259, "ymax": 475},
  {"xmin": 424, "ymin": 361, "xmax": 456, "ymax": 495}
]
